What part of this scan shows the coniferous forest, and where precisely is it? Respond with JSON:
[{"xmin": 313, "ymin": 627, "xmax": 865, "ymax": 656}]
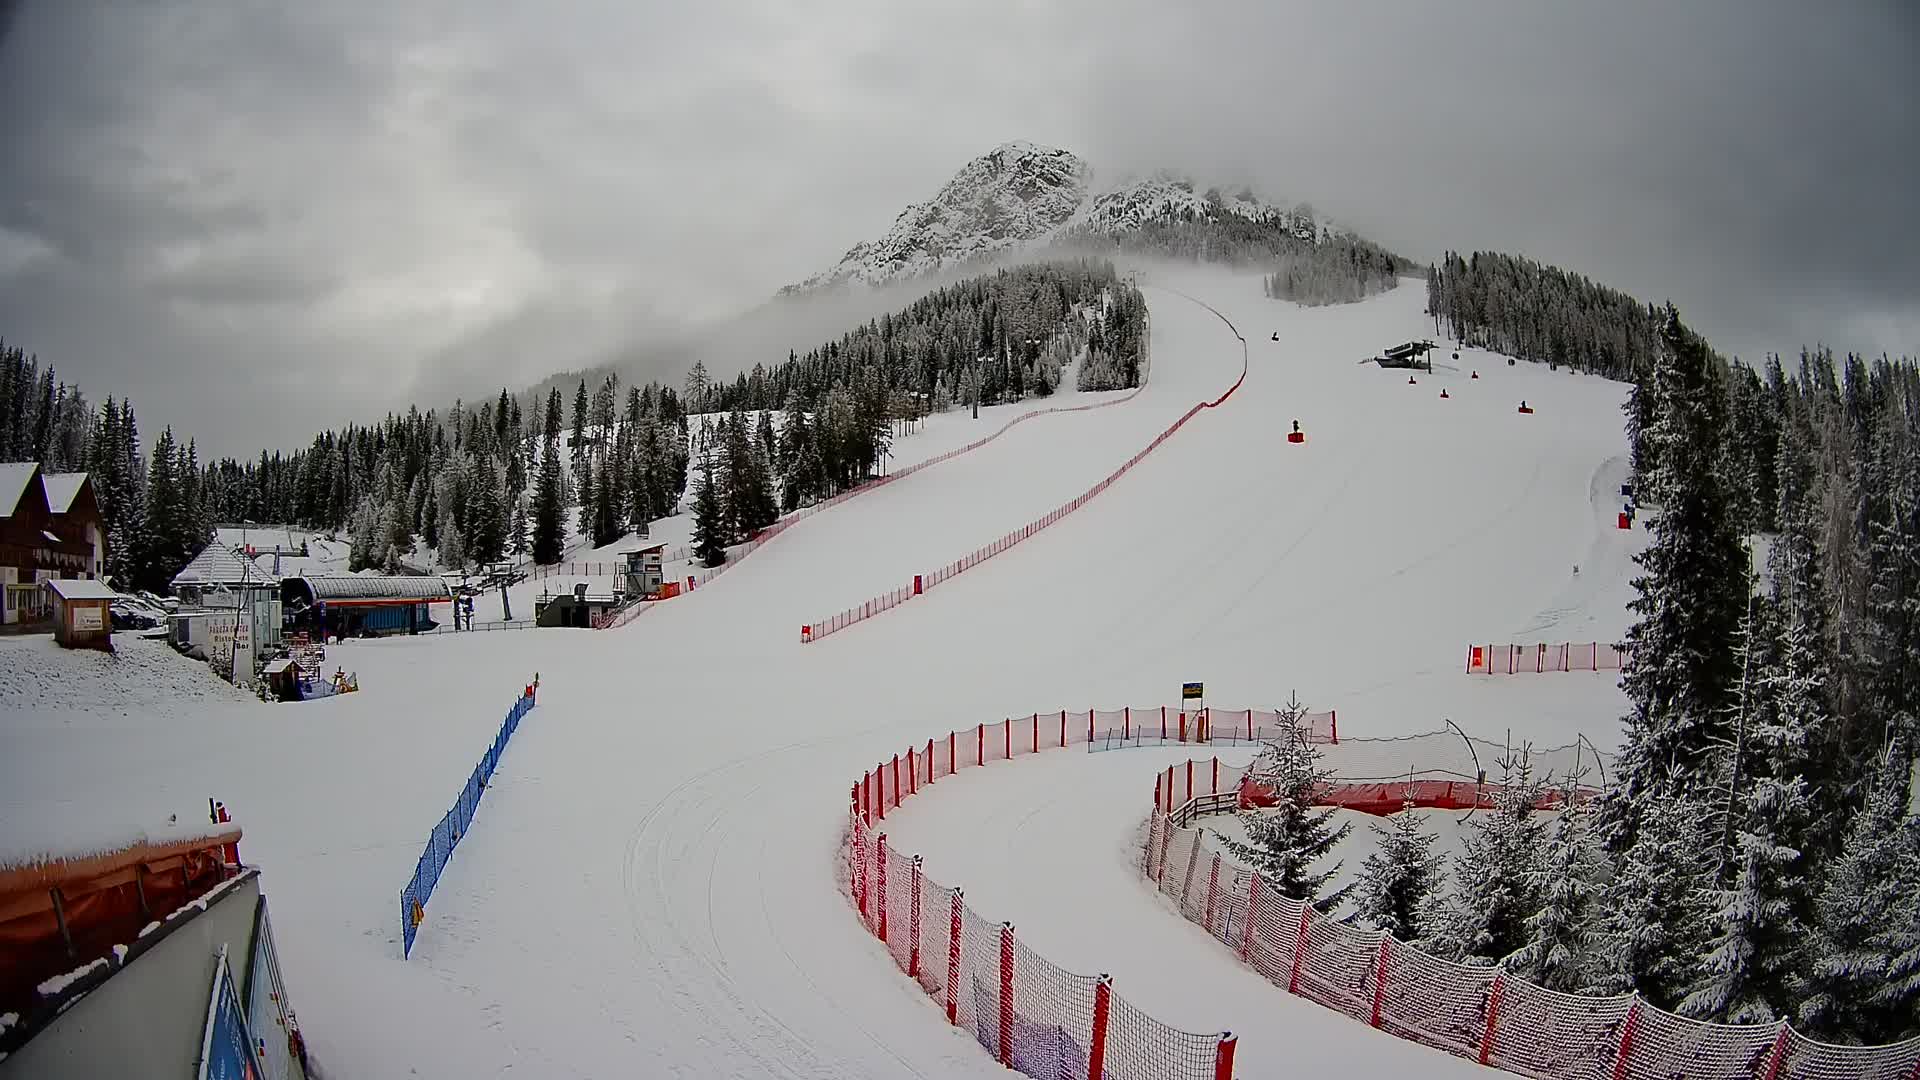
[
  {"xmin": 1356, "ymin": 255, "xmax": 1920, "ymax": 1040},
  {"xmin": 0, "ymin": 259, "xmax": 1146, "ymax": 589}
]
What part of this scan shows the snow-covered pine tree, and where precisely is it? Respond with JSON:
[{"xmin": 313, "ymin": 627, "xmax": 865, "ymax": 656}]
[
  {"xmin": 465, "ymin": 440, "xmax": 507, "ymax": 564},
  {"xmin": 756, "ymin": 410, "xmax": 776, "ymax": 464},
  {"xmin": 1420, "ymin": 752, "xmax": 1546, "ymax": 965},
  {"xmin": 508, "ymin": 493, "xmax": 528, "ymax": 560},
  {"xmin": 1607, "ymin": 305, "xmax": 1748, "ymax": 851},
  {"xmin": 1352, "ymin": 796, "xmax": 1443, "ymax": 940},
  {"xmin": 531, "ymin": 387, "xmax": 566, "ymax": 565},
  {"xmin": 1800, "ymin": 734, "xmax": 1918, "ymax": 1041},
  {"xmin": 1507, "ymin": 784, "xmax": 1607, "ymax": 991},
  {"xmin": 690, "ymin": 456, "xmax": 727, "ymax": 568},
  {"xmin": 1220, "ymin": 696, "xmax": 1354, "ymax": 912},
  {"xmin": 1679, "ymin": 601, "xmax": 1819, "ymax": 1024},
  {"xmin": 1590, "ymin": 771, "xmax": 1713, "ymax": 1004},
  {"xmin": 685, "ymin": 358, "xmax": 710, "ymax": 414}
]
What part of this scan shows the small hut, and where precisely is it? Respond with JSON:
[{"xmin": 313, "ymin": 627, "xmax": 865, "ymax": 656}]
[{"xmin": 44, "ymin": 578, "xmax": 116, "ymax": 650}]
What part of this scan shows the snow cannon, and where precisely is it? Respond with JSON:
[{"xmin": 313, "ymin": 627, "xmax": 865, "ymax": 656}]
[
  {"xmin": 1453, "ymin": 351, "xmax": 1460, "ymax": 360},
  {"xmin": 1271, "ymin": 332, "xmax": 1279, "ymax": 341},
  {"xmin": 1440, "ymin": 388, "xmax": 1450, "ymax": 399},
  {"xmin": 1471, "ymin": 370, "xmax": 1479, "ymax": 379},
  {"xmin": 1407, "ymin": 375, "xmax": 1418, "ymax": 385},
  {"xmin": 1518, "ymin": 400, "xmax": 1535, "ymax": 415},
  {"xmin": 1287, "ymin": 419, "xmax": 1305, "ymax": 444}
]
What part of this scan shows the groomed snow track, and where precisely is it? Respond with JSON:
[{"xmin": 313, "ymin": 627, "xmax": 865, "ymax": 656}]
[{"xmin": 8, "ymin": 269, "xmax": 1683, "ymax": 1078}]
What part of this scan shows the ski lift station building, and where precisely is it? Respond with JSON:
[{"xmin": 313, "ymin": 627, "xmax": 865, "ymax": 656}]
[{"xmin": 280, "ymin": 575, "xmax": 452, "ymax": 638}]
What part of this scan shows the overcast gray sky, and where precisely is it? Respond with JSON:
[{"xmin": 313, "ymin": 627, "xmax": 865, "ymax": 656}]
[{"xmin": 1, "ymin": 1, "xmax": 1914, "ymax": 456}]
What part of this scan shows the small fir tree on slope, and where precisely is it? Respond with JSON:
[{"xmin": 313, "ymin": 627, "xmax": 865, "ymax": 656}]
[
  {"xmin": 1871, "ymin": 817, "xmax": 1920, "ymax": 1033},
  {"xmin": 1799, "ymin": 733, "xmax": 1918, "ymax": 1041},
  {"xmin": 1420, "ymin": 752, "xmax": 1546, "ymax": 965},
  {"xmin": 1221, "ymin": 696, "xmax": 1353, "ymax": 913},
  {"xmin": 1506, "ymin": 783, "xmax": 1607, "ymax": 991},
  {"xmin": 690, "ymin": 456, "xmax": 727, "ymax": 568},
  {"xmin": 1680, "ymin": 601, "xmax": 1821, "ymax": 1024},
  {"xmin": 1352, "ymin": 796, "xmax": 1444, "ymax": 940},
  {"xmin": 1589, "ymin": 770, "xmax": 1714, "ymax": 1004}
]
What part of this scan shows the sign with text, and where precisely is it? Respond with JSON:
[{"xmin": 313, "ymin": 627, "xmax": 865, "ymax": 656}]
[
  {"xmin": 1181, "ymin": 682, "xmax": 1204, "ymax": 701},
  {"xmin": 73, "ymin": 606, "xmax": 105, "ymax": 632}
]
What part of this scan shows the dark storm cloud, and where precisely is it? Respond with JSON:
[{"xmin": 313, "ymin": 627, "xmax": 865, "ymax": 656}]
[{"xmin": 0, "ymin": 1, "xmax": 1911, "ymax": 456}]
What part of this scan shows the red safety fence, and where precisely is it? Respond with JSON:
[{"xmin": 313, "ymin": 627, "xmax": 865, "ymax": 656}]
[
  {"xmin": 846, "ymin": 711, "xmax": 1236, "ymax": 1079},
  {"xmin": 804, "ymin": 303, "xmax": 1248, "ymax": 645},
  {"xmin": 1466, "ymin": 642, "xmax": 1628, "ymax": 675},
  {"xmin": 598, "ymin": 336, "xmax": 1156, "ymax": 631},
  {"xmin": 1144, "ymin": 764, "xmax": 1920, "ymax": 1080}
]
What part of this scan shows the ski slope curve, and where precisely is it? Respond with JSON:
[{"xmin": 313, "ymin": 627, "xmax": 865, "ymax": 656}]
[
  {"xmin": 803, "ymin": 286, "xmax": 1249, "ymax": 642},
  {"xmin": 5, "ymin": 270, "xmax": 1657, "ymax": 1079}
]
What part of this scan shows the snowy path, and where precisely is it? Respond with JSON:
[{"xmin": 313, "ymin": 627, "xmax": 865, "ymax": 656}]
[{"xmin": 0, "ymin": 269, "xmax": 1643, "ymax": 1078}]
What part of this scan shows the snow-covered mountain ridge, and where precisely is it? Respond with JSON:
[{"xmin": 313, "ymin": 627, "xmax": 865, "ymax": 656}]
[{"xmin": 784, "ymin": 142, "xmax": 1341, "ymax": 294}]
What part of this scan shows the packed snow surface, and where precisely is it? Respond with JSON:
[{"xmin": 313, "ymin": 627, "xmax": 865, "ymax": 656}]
[{"xmin": 0, "ymin": 267, "xmax": 1641, "ymax": 1077}]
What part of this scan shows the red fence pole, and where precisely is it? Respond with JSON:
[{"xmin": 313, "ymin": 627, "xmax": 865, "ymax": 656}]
[
  {"xmin": 1186, "ymin": 760, "xmax": 1194, "ymax": 804},
  {"xmin": 1214, "ymin": 1033, "xmax": 1237, "ymax": 1080},
  {"xmin": 1213, "ymin": 756, "xmax": 1220, "ymax": 794},
  {"xmin": 1004, "ymin": 719, "xmax": 1012, "ymax": 760},
  {"xmin": 949, "ymin": 730, "xmax": 957, "ymax": 775},
  {"xmin": 946, "ymin": 890, "xmax": 964, "ymax": 1024},
  {"xmin": 856, "ymin": 818, "xmax": 870, "ymax": 919},
  {"xmin": 1204, "ymin": 854, "xmax": 1221, "ymax": 933},
  {"xmin": 1761, "ymin": 1021, "xmax": 1792, "ymax": 1080},
  {"xmin": 998, "ymin": 923, "xmax": 1015, "ymax": 1067},
  {"xmin": 1479, "ymin": 972, "xmax": 1506, "ymax": 1066},
  {"xmin": 1610, "ymin": 998, "xmax": 1640, "ymax": 1080},
  {"xmin": 1088, "ymin": 975, "xmax": 1112, "ymax": 1080},
  {"xmin": 977, "ymin": 723, "xmax": 984, "ymax": 765},
  {"xmin": 1331, "ymin": 709, "xmax": 1339, "ymax": 744},
  {"xmin": 1161, "ymin": 706, "xmax": 1168, "ymax": 740},
  {"xmin": 1288, "ymin": 905, "xmax": 1312, "ymax": 994},
  {"xmin": 1032, "ymin": 713, "xmax": 1039, "ymax": 754},
  {"xmin": 907, "ymin": 747, "xmax": 917, "ymax": 796},
  {"xmin": 875, "ymin": 765, "xmax": 886, "ymax": 821},
  {"xmin": 1240, "ymin": 874, "xmax": 1261, "ymax": 962},
  {"xmin": 926, "ymin": 739, "xmax": 935, "ymax": 785},
  {"xmin": 1060, "ymin": 709, "xmax": 1066, "ymax": 748},
  {"xmin": 908, "ymin": 855, "xmax": 923, "ymax": 979},
  {"xmin": 1371, "ymin": 937, "xmax": 1390, "ymax": 1027},
  {"xmin": 876, "ymin": 836, "xmax": 889, "ymax": 945},
  {"xmin": 892, "ymin": 754, "xmax": 902, "ymax": 808},
  {"xmin": 1123, "ymin": 706, "xmax": 1130, "ymax": 739}
]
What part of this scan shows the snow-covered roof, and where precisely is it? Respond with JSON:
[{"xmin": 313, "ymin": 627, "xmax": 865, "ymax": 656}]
[
  {"xmin": 0, "ymin": 462, "xmax": 38, "ymax": 517},
  {"xmin": 213, "ymin": 525, "xmax": 306, "ymax": 553},
  {"xmin": 290, "ymin": 575, "xmax": 452, "ymax": 602},
  {"xmin": 40, "ymin": 472, "xmax": 88, "ymax": 513},
  {"xmin": 45, "ymin": 578, "xmax": 117, "ymax": 601},
  {"xmin": 171, "ymin": 542, "xmax": 279, "ymax": 588}
]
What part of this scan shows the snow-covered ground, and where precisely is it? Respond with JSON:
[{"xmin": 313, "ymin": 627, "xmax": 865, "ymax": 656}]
[{"xmin": 0, "ymin": 268, "xmax": 1643, "ymax": 1077}]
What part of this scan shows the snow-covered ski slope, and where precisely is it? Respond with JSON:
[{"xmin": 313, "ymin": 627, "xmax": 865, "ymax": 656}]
[{"xmin": 0, "ymin": 268, "xmax": 1644, "ymax": 1078}]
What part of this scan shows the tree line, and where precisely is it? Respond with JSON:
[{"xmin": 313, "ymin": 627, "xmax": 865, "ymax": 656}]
[
  {"xmin": 1238, "ymin": 297, "xmax": 1920, "ymax": 1041},
  {"xmin": 0, "ymin": 260, "xmax": 1145, "ymax": 587}
]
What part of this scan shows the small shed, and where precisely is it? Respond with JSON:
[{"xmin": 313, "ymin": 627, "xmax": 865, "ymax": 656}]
[
  {"xmin": 624, "ymin": 544, "xmax": 666, "ymax": 599},
  {"xmin": 44, "ymin": 578, "xmax": 116, "ymax": 650},
  {"xmin": 536, "ymin": 583, "xmax": 622, "ymax": 628}
]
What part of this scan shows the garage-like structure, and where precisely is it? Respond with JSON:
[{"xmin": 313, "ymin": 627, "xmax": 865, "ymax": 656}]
[{"xmin": 281, "ymin": 575, "xmax": 451, "ymax": 639}]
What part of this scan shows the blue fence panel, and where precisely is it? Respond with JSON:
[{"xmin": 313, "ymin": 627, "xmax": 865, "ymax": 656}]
[{"xmin": 399, "ymin": 688, "xmax": 537, "ymax": 957}]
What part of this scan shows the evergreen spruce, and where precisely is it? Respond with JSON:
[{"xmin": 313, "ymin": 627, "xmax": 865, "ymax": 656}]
[
  {"xmin": 531, "ymin": 387, "xmax": 566, "ymax": 565},
  {"xmin": 1219, "ymin": 697, "xmax": 1354, "ymax": 912},
  {"xmin": 1507, "ymin": 787, "xmax": 1606, "ymax": 991},
  {"xmin": 1592, "ymin": 774, "xmax": 1713, "ymax": 1004},
  {"xmin": 1352, "ymin": 797, "xmax": 1443, "ymax": 940},
  {"xmin": 690, "ymin": 456, "xmax": 727, "ymax": 567},
  {"xmin": 1608, "ymin": 306, "xmax": 1748, "ymax": 849},
  {"xmin": 1421, "ymin": 753, "xmax": 1546, "ymax": 965}
]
